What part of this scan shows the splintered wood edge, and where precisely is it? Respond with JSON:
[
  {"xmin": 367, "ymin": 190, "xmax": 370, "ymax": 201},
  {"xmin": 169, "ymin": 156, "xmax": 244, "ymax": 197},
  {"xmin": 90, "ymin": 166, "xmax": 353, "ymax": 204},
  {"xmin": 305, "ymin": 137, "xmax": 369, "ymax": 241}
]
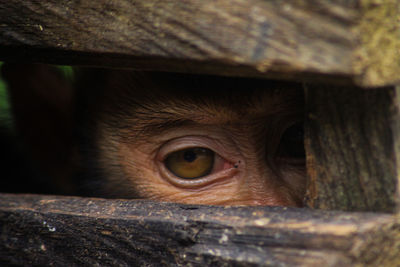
[{"xmin": 0, "ymin": 193, "xmax": 399, "ymax": 266}]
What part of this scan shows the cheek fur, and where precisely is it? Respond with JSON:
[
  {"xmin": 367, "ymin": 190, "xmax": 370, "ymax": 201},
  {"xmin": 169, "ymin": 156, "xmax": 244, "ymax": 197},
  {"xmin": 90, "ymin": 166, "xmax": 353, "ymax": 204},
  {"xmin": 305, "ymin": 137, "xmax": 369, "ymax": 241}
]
[
  {"xmin": 92, "ymin": 80, "xmax": 305, "ymax": 206},
  {"xmin": 279, "ymin": 167, "xmax": 307, "ymax": 205},
  {"xmin": 118, "ymin": 143, "xmax": 304, "ymax": 206},
  {"xmin": 98, "ymin": 132, "xmax": 306, "ymax": 206}
]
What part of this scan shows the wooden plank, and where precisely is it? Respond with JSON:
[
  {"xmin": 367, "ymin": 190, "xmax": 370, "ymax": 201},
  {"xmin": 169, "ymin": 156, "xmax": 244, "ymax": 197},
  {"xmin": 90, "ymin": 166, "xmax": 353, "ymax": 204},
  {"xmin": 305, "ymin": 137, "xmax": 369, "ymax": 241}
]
[
  {"xmin": 0, "ymin": 0, "xmax": 399, "ymax": 87},
  {"xmin": 0, "ymin": 193, "xmax": 399, "ymax": 266},
  {"xmin": 305, "ymin": 85, "xmax": 400, "ymax": 212}
]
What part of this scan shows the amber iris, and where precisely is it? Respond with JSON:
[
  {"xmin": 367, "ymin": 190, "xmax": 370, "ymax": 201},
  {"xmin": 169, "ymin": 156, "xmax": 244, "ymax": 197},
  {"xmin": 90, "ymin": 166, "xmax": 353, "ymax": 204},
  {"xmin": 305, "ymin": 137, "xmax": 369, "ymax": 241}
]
[{"xmin": 165, "ymin": 148, "xmax": 214, "ymax": 179}]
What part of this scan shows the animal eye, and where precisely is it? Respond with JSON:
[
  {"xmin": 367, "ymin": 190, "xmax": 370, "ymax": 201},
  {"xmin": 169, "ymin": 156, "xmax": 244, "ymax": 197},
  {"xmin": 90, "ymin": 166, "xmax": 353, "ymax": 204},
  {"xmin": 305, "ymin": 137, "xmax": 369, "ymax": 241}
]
[
  {"xmin": 276, "ymin": 122, "xmax": 305, "ymax": 160},
  {"xmin": 164, "ymin": 147, "xmax": 215, "ymax": 179}
]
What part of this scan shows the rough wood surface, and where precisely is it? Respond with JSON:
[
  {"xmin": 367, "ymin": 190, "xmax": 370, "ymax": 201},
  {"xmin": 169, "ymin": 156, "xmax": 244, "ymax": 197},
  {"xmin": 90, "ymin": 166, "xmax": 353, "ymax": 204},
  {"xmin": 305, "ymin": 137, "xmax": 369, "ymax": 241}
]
[
  {"xmin": 0, "ymin": 193, "xmax": 399, "ymax": 266},
  {"xmin": 305, "ymin": 85, "xmax": 400, "ymax": 212},
  {"xmin": 0, "ymin": 0, "xmax": 399, "ymax": 87}
]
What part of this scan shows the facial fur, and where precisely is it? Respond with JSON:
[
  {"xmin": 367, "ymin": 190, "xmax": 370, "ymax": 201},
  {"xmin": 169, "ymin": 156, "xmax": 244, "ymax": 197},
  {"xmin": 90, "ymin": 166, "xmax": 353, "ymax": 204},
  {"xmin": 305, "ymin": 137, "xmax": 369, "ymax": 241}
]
[{"xmin": 76, "ymin": 70, "xmax": 306, "ymax": 206}]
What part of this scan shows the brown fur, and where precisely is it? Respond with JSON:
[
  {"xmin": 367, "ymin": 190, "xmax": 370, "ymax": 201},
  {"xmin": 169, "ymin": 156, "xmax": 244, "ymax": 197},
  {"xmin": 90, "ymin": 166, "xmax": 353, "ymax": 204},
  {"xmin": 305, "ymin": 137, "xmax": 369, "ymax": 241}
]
[{"xmin": 2, "ymin": 64, "xmax": 306, "ymax": 206}]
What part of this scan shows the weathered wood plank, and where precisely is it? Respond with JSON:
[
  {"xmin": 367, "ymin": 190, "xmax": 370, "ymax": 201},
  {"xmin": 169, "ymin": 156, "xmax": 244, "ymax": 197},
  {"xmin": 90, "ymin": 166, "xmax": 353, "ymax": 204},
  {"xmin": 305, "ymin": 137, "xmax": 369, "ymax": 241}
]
[
  {"xmin": 0, "ymin": 0, "xmax": 399, "ymax": 87},
  {"xmin": 305, "ymin": 85, "xmax": 400, "ymax": 212},
  {"xmin": 0, "ymin": 193, "xmax": 399, "ymax": 266}
]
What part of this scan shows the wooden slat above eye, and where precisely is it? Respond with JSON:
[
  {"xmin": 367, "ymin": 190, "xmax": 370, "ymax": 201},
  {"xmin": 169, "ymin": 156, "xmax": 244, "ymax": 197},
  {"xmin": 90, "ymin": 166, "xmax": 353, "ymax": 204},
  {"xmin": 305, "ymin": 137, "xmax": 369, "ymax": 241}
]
[
  {"xmin": 1, "ymin": 193, "xmax": 400, "ymax": 266},
  {"xmin": 0, "ymin": 0, "xmax": 399, "ymax": 87}
]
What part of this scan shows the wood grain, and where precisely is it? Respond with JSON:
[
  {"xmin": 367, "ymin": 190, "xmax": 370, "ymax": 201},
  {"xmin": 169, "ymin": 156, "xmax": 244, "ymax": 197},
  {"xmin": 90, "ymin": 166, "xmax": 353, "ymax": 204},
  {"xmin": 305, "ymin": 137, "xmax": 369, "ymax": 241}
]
[
  {"xmin": 305, "ymin": 85, "xmax": 400, "ymax": 212},
  {"xmin": 0, "ymin": 0, "xmax": 399, "ymax": 87},
  {"xmin": 1, "ymin": 193, "xmax": 399, "ymax": 266}
]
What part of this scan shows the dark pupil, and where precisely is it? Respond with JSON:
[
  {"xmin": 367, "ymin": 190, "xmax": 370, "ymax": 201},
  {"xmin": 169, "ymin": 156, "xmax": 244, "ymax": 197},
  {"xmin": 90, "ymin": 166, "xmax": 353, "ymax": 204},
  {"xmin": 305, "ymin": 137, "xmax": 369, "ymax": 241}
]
[
  {"xmin": 183, "ymin": 149, "xmax": 197, "ymax": 162},
  {"xmin": 279, "ymin": 123, "xmax": 305, "ymax": 158}
]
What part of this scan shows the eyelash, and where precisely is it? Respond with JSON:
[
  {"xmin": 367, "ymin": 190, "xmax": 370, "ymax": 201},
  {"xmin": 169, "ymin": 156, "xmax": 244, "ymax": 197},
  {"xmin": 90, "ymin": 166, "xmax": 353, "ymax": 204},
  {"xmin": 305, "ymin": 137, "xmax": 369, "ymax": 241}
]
[{"xmin": 155, "ymin": 122, "xmax": 305, "ymax": 186}]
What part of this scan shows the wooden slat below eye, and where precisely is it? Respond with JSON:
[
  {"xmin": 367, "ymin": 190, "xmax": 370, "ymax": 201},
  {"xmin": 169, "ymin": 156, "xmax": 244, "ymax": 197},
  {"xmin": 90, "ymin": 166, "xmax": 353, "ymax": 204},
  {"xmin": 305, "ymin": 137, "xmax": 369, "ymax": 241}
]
[
  {"xmin": 0, "ymin": 193, "xmax": 399, "ymax": 266},
  {"xmin": 0, "ymin": 0, "xmax": 399, "ymax": 87}
]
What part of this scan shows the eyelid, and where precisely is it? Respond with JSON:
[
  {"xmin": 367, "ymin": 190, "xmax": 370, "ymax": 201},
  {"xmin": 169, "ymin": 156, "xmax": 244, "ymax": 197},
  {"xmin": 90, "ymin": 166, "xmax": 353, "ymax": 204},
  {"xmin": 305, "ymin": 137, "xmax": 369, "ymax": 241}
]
[
  {"xmin": 156, "ymin": 136, "xmax": 242, "ymax": 189},
  {"xmin": 158, "ymin": 162, "xmax": 238, "ymax": 189},
  {"xmin": 157, "ymin": 136, "xmax": 237, "ymax": 162}
]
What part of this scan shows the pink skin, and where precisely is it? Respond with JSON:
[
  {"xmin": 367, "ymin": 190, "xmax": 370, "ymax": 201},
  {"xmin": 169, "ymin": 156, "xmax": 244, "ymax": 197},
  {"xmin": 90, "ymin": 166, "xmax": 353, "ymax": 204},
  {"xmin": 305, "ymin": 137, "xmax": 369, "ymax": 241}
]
[
  {"xmin": 105, "ymin": 122, "xmax": 305, "ymax": 206},
  {"xmin": 95, "ymin": 72, "xmax": 305, "ymax": 206}
]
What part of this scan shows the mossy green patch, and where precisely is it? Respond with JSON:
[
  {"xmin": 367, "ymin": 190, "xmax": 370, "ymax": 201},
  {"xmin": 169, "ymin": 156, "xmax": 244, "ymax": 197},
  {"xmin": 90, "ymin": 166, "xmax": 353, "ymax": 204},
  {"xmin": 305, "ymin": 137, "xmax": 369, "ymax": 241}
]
[
  {"xmin": 354, "ymin": 0, "xmax": 400, "ymax": 87},
  {"xmin": 0, "ymin": 62, "xmax": 12, "ymax": 126},
  {"xmin": 57, "ymin": 65, "xmax": 74, "ymax": 82}
]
